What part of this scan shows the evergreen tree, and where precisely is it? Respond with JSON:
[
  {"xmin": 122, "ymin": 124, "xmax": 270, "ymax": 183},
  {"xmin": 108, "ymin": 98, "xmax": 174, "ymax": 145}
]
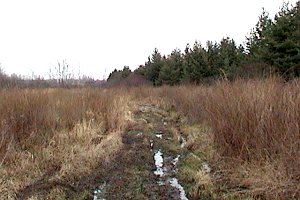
[
  {"xmin": 269, "ymin": 2, "xmax": 300, "ymax": 77},
  {"xmin": 183, "ymin": 42, "xmax": 209, "ymax": 83},
  {"xmin": 107, "ymin": 66, "xmax": 132, "ymax": 82},
  {"xmin": 159, "ymin": 49, "xmax": 183, "ymax": 85},
  {"xmin": 144, "ymin": 48, "xmax": 164, "ymax": 85},
  {"xmin": 206, "ymin": 40, "xmax": 221, "ymax": 77},
  {"xmin": 246, "ymin": 8, "xmax": 273, "ymax": 63},
  {"xmin": 121, "ymin": 66, "xmax": 131, "ymax": 78},
  {"xmin": 134, "ymin": 65, "xmax": 146, "ymax": 76},
  {"xmin": 247, "ymin": 2, "xmax": 300, "ymax": 78},
  {"xmin": 219, "ymin": 37, "xmax": 242, "ymax": 78}
]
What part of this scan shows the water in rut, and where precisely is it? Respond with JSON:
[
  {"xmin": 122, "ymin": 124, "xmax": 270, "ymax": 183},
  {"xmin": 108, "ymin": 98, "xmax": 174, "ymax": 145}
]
[
  {"xmin": 153, "ymin": 132, "xmax": 189, "ymax": 200},
  {"xmin": 92, "ymin": 103, "xmax": 191, "ymax": 199}
]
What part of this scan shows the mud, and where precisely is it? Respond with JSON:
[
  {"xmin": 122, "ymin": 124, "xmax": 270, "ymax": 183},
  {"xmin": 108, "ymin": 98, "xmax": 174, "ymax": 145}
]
[
  {"xmin": 16, "ymin": 103, "xmax": 193, "ymax": 199},
  {"xmin": 91, "ymin": 103, "xmax": 190, "ymax": 199}
]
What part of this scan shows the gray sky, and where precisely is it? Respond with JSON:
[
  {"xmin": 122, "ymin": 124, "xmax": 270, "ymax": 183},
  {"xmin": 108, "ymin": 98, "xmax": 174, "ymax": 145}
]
[{"xmin": 0, "ymin": 0, "xmax": 297, "ymax": 79}]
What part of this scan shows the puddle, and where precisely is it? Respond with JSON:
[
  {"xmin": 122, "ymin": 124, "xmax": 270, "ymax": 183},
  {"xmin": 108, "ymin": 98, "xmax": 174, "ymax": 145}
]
[
  {"xmin": 172, "ymin": 155, "xmax": 180, "ymax": 166},
  {"xmin": 169, "ymin": 178, "xmax": 189, "ymax": 200},
  {"xmin": 153, "ymin": 148, "xmax": 189, "ymax": 200},
  {"xmin": 180, "ymin": 136, "xmax": 187, "ymax": 148},
  {"xmin": 93, "ymin": 183, "xmax": 106, "ymax": 200},
  {"xmin": 93, "ymin": 190, "xmax": 105, "ymax": 200},
  {"xmin": 157, "ymin": 180, "xmax": 166, "ymax": 186},
  {"xmin": 150, "ymin": 140, "xmax": 154, "ymax": 150},
  {"xmin": 154, "ymin": 149, "xmax": 164, "ymax": 177},
  {"xmin": 150, "ymin": 125, "xmax": 189, "ymax": 199}
]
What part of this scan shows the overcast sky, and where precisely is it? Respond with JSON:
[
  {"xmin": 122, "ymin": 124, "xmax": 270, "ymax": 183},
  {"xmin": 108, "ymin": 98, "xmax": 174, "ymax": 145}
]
[{"xmin": 0, "ymin": 0, "xmax": 297, "ymax": 79}]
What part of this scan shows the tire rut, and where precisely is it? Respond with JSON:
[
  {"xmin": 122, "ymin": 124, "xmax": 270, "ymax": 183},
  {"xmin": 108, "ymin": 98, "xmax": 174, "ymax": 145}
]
[{"xmin": 93, "ymin": 103, "xmax": 189, "ymax": 200}]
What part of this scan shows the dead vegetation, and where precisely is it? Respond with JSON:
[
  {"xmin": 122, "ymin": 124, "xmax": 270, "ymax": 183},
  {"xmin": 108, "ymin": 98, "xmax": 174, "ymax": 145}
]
[
  {"xmin": 0, "ymin": 88, "xmax": 131, "ymax": 199},
  {"xmin": 161, "ymin": 77, "xmax": 300, "ymax": 199},
  {"xmin": 1, "ymin": 78, "xmax": 300, "ymax": 199}
]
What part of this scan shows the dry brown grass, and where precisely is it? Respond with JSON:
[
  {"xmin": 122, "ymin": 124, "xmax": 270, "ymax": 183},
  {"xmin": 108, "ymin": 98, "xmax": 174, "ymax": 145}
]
[
  {"xmin": 0, "ymin": 88, "xmax": 131, "ymax": 199},
  {"xmin": 161, "ymin": 78, "xmax": 300, "ymax": 199},
  {"xmin": 1, "ymin": 79, "xmax": 300, "ymax": 199}
]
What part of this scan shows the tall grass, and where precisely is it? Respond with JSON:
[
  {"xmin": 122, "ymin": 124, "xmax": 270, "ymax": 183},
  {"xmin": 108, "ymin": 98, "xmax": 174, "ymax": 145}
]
[
  {"xmin": 162, "ymin": 78, "xmax": 300, "ymax": 198},
  {"xmin": 207, "ymin": 79, "xmax": 300, "ymax": 162},
  {"xmin": 0, "ymin": 88, "xmax": 130, "ymax": 198},
  {"xmin": 1, "ymin": 80, "xmax": 300, "ymax": 198}
]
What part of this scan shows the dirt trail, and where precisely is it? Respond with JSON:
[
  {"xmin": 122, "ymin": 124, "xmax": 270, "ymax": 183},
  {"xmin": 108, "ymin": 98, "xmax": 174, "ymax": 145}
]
[
  {"xmin": 16, "ymin": 102, "xmax": 194, "ymax": 200},
  {"xmin": 93, "ymin": 103, "xmax": 189, "ymax": 200}
]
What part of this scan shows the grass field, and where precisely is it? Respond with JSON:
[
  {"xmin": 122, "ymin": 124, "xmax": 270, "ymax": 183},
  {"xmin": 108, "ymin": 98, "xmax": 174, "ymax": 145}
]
[{"xmin": 1, "ymin": 78, "xmax": 300, "ymax": 199}]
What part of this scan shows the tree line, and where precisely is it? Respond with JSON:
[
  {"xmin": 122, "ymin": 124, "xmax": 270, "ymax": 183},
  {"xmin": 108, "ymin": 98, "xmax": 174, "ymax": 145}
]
[{"xmin": 108, "ymin": 2, "xmax": 300, "ymax": 85}]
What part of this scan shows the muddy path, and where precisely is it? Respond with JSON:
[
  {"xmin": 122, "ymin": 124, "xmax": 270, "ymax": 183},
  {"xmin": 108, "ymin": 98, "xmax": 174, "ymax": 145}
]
[
  {"xmin": 16, "ymin": 102, "xmax": 198, "ymax": 200},
  {"xmin": 93, "ymin": 103, "xmax": 190, "ymax": 200}
]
